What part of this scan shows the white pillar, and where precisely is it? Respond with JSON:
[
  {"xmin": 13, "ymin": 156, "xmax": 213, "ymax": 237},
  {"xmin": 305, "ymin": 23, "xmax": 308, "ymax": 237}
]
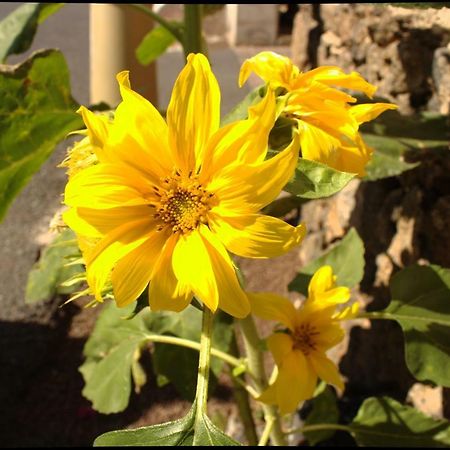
[
  {"xmin": 89, "ymin": 4, "xmax": 157, "ymax": 106},
  {"xmin": 226, "ymin": 4, "xmax": 279, "ymax": 46}
]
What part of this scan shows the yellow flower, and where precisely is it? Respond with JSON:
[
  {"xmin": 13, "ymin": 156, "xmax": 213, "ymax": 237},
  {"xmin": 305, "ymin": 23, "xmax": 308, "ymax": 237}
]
[
  {"xmin": 239, "ymin": 51, "xmax": 397, "ymax": 176},
  {"xmin": 62, "ymin": 53, "xmax": 306, "ymax": 319},
  {"xmin": 248, "ymin": 265, "xmax": 358, "ymax": 414}
]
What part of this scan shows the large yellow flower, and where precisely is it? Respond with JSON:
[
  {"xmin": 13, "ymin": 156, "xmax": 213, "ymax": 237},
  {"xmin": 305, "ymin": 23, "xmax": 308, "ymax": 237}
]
[
  {"xmin": 62, "ymin": 53, "xmax": 306, "ymax": 319},
  {"xmin": 239, "ymin": 51, "xmax": 397, "ymax": 176},
  {"xmin": 248, "ymin": 265, "xmax": 358, "ymax": 414}
]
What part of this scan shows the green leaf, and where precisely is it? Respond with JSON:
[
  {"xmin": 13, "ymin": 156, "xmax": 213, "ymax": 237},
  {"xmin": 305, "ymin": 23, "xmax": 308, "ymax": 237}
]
[
  {"xmin": 37, "ymin": 3, "xmax": 64, "ymax": 24},
  {"xmin": 0, "ymin": 3, "xmax": 40, "ymax": 62},
  {"xmin": 25, "ymin": 228, "xmax": 84, "ymax": 303},
  {"xmin": 136, "ymin": 22, "xmax": 181, "ymax": 66},
  {"xmin": 285, "ymin": 158, "xmax": 355, "ymax": 200},
  {"xmin": 289, "ymin": 228, "xmax": 365, "ymax": 295},
  {"xmin": 363, "ymin": 134, "xmax": 420, "ymax": 181},
  {"xmin": 80, "ymin": 302, "xmax": 149, "ymax": 414},
  {"xmin": 221, "ymin": 85, "xmax": 265, "ymax": 126},
  {"xmin": 361, "ymin": 109, "xmax": 448, "ymax": 181},
  {"xmin": 94, "ymin": 402, "xmax": 197, "ymax": 446},
  {"xmin": 380, "ymin": 264, "xmax": 450, "ymax": 386},
  {"xmin": 94, "ymin": 402, "xmax": 240, "ymax": 446},
  {"xmin": 303, "ymin": 384, "xmax": 340, "ymax": 445},
  {"xmin": 0, "ymin": 3, "xmax": 63, "ymax": 62},
  {"xmin": 0, "ymin": 49, "xmax": 83, "ymax": 222},
  {"xmin": 350, "ymin": 396, "xmax": 450, "ymax": 447},
  {"xmin": 262, "ymin": 194, "xmax": 307, "ymax": 218}
]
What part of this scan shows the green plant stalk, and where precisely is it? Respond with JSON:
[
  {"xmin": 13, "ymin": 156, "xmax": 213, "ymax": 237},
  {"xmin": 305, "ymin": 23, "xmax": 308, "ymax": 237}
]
[
  {"xmin": 229, "ymin": 334, "xmax": 259, "ymax": 446},
  {"xmin": 142, "ymin": 333, "xmax": 242, "ymax": 369},
  {"xmin": 183, "ymin": 4, "xmax": 203, "ymax": 58},
  {"xmin": 129, "ymin": 4, "xmax": 184, "ymax": 43},
  {"xmin": 193, "ymin": 306, "xmax": 214, "ymax": 439},
  {"xmin": 239, "ymin": 315, "xmax": 286, "ymax": 446},
  {"xmin": 286, "ymin": 423, "xmax": 352, "ymax": 435}
]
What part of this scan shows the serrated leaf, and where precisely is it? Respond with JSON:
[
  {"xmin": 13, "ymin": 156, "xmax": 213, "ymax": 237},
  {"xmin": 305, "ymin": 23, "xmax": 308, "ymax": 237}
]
[
  {"xmin": 94, "ymin": 401, "xmax": 240, "ymax": 446},
  {"xmin": 25, "ymin": 228, "xmax": 84, "ymax": 303},
  {"xmin": 94, "ymin": 402, "xmax": 197, "ymax": 446},
  {"xmin": 350, "ymin": 396, "xmax": 450, "ymax": 447},
  {"xmin": 289, "ymin": 228, "xmax": 365, "ymax": 295},
  {"xmin": 193, "ymin": 413, "xmax": 240, "ymax": 446},
  {"xmin": 136, "ymin": 22, "xmax": 181, "ymax": 66},
  {"xmin": 0, "ymin": 49, "xmax": 83, "ymax": 222},
  {"xmin": 80, "ymin": 302, "xmax": 149, "ymax": 413},
  {"xmin": 379, "ymin": 264, "xmax": 450, "ymax": 386},
  {"xmin": 285, "ymin": 158, "xmax": 355, "ymax": 199},
  {"xmin": 37, "ymin": 3, "xmax": 64, "ymax": 24},
  {"xmin": 303, "ymin": 384, "xmax": 339, "ymax": 445}
]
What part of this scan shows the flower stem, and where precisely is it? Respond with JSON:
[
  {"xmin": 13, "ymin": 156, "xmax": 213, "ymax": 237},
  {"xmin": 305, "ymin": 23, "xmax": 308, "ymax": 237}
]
[
  {"xmin": 229, "ymin": 334, "xmax": 259, "ymax": 446},
  {"xmin": 128, "ymin": 4, "xmax": 184, "ymax": 43},
  {"xmin": 143, "ymin": 333, "xmax": 243, "ymax": 369},
  {"xmin": 183, "ymin": 4, "xmax": 204, "ymax": 58},
  {"xmin": 286, "ymin": 423, "xmax": 353, "ymax": 435},
  {"xmin": 195, "ymin": 306, "xmax": 214, "ymax": 419},
  {"xmin": 239, "ymin": 315, "xmax": 286, "ymax": 446}
]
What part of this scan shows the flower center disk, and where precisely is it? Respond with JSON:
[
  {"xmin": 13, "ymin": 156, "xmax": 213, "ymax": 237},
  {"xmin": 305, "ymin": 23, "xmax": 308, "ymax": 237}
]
[
  {"xmin": 153, "ymin": 171, "xmax": 215, "ymax": 234},
  {"xmin": 292, "ymin": 323, "xmax": 319, "ymax": 355}
]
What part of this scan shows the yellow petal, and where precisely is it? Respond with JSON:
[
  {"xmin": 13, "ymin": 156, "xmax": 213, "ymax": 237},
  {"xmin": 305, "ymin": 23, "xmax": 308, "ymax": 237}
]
[
  {"xmin": 275, "ymin": 350, "xmax": 317, "ymax": 415},
  {"xmin": 209, "ymin": 131, "xmax": 300, "ymax": 215},
  {"xmin": 298, "ymin": 66, "xmax": 377, "ymax": 98},
  {"xmin": 334, "ymin": 301, "xmax": 360, "ymax": 320},
  {"xmin": 172, "ymin": 228, "xmax": 219, "ymax": 313},
  {"xmin": 210, "ymin": 213, "xmax": 306, "ymax": 259},
  {"xmin": 64, "ymin": 163, "xmax": 152, "ymax": 209},
  {"xmin": 350, "ymin": 102, "xmax": 398, "ymax": 125},
  {"xmin": 266, "ymin": 333, "xmax": 294, "ymax": 366},
  {"xmin": 200, "ymin": 89, "xmax": 276, "ymax": 181},
  {"xmin": 111, "ymin": 231, "xmax": 167, "ymax": 307},
  {"xmin": 308, "ymin": 265, "xmax": 335, "ymax": 297},
  {"xmin": 112, "ymin": 71, "xmax": 172, "ymax": 177},
  {"xmin": 309, "ymin": 352, "xmax": 344, "ymax": 391},
  {"xmin": 149, "ymin": 234, "xmax": 193, "ymax": 313},
  {"xmin": 166, "ymin": 53, "xmax": 220, "ymax": 174},
  {"xmin": 85, "ymin": 219, "xmax": 154, "ymax": 299},
  {"xmin": 77, "ymin": 106, "xmax": 109, "ymax": 150},
  {"xmin": 239, "ymin": 51, "xmax": 297, "ymax": 88},
  {"xmin": 247, "ymin": 292, "xmax": 296, "ymax": 330},
  {"xmin": 63, "ymin": 205, "xmax": 152, "ymax": 238},
  {"xmin": 199, "ymin": 225, "xmax": 250, "ymax": 318}
]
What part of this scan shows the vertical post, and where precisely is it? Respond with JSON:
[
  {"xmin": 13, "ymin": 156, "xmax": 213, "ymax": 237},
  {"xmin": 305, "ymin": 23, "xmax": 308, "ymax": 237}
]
[{"xmin": 89, "ymin": 4, "xmax": 158, "ymax": 107}]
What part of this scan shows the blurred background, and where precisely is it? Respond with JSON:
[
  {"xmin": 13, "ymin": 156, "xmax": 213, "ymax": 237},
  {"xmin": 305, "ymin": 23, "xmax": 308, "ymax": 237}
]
[{"xmin": 0, "ymin": 3, "xmax": 449, "ymax": 446}]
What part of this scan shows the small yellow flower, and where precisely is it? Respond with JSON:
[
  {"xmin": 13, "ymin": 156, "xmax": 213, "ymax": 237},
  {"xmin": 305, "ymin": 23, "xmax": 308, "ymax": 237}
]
[
  {"xmin": 248, "ymin": 265, "xmax": 358, "ymax": 414},
  {"xmin": 239, "ymin": 51, "xmax": 397, "ymax": 176},
  {"xmin": 62, "ymin": 53, "xmax": 306, "ymax": 318}
]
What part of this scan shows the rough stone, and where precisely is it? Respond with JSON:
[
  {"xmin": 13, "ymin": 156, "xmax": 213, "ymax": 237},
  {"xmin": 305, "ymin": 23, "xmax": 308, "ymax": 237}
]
[{"xmin": 292, "ymin": 3, "xmax": 450, "ymax": 114}]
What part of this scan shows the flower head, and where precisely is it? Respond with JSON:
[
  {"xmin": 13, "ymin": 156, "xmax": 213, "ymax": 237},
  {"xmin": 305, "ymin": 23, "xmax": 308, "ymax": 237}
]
[
  {"xmin": 239, "ymin": 51, "xmax": 397, "ymax": 176},
  {"xmin": 248, "ymin": 265, "xmax": 358, "ymax": 414},
  {"xmin": 62, "ymin": 53, "xmax": 306, "ymax": 318}
]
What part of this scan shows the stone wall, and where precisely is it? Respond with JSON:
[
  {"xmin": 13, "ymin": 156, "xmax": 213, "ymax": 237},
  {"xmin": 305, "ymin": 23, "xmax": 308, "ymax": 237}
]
[{"xmin": 291, "ymin": 4, "xmax": 450, "ymax": 114}]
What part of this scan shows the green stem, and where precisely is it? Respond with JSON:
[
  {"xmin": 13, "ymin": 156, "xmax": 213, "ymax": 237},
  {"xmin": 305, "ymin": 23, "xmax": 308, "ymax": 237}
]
[
  {"xmin": 183, "ymin": 4, "xmax": 204, "ymax": 58},
  {"xmin": 239, "ymin": 315, "xmax": 286, "ymax": 446},
  {"xmin": 143, "ymin": 333, "xmax": 242, "ymax": 369},
  {"xmin": 129, "ymin": 4, "xmax": 184, "ymax": 43},
  {"xmin": 195, "ymin": 306, "xmax": 214, "ymax": 420},
  {"xmin": 258, "ymin": 416, "xmax": 274, "ymax": 446},
  {"xmin": 358, "ymin": 311, "xmax": 394, "ymax": 321},
  {"xmin": 229, "ymin": 335, "xmax": 259, "ymax": 446},
  {"xmin": 286, "ymin": 423, "xmax": 353, "ymax": 435}
]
